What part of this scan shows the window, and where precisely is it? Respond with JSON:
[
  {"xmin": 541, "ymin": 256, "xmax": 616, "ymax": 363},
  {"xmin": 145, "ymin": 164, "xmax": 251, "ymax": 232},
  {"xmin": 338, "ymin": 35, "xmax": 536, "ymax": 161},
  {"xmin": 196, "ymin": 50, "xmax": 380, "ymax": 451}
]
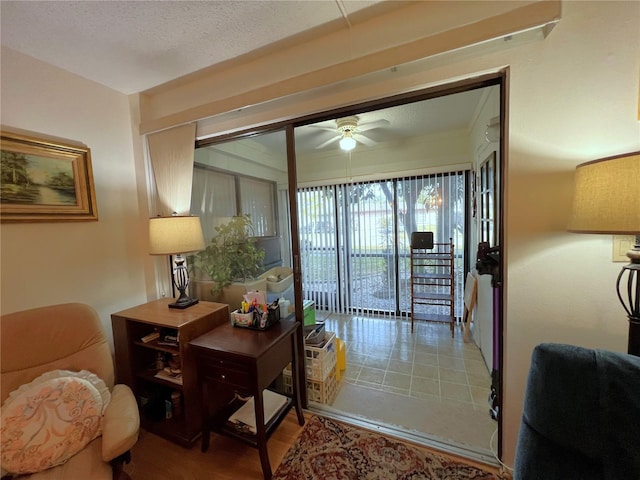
[{"xmin": 191, "ymin": 165, "xmax": 277, "ymax": 242}]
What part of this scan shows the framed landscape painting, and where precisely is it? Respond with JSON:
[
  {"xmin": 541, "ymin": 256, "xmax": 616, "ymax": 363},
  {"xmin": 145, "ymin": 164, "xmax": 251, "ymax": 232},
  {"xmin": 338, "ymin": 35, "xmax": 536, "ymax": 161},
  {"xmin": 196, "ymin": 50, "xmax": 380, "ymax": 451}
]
[{"xmin": 1, "ymin": 132, "xmax": 98, "ymax": 222}]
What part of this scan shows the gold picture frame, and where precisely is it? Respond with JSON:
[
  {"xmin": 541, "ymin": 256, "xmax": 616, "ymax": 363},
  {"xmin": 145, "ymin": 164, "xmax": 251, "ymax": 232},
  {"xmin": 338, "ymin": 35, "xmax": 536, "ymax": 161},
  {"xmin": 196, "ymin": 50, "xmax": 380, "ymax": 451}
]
[{"xmin": 1, "ymin": 131, "xmax": 98, "ymax": 222}]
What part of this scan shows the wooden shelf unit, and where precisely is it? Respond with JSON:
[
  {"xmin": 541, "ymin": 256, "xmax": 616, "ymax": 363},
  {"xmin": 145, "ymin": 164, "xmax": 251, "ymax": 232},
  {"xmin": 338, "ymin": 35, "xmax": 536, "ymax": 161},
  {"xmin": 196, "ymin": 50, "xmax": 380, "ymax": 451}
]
[
  {"xmin": 410, "ymin": 235, "xmax": 455, "ymax": 335},
  {"xmin": 111, "ymin": 299, "xmax": 229, "ymax": 447}
]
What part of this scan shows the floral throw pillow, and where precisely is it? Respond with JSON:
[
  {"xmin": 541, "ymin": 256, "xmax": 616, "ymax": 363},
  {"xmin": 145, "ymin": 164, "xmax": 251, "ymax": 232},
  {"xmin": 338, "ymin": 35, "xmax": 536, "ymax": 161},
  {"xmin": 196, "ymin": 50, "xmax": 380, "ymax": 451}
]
[{"xmin": 0, "ymin": 370, "xmax": 110, "ymax": 475}]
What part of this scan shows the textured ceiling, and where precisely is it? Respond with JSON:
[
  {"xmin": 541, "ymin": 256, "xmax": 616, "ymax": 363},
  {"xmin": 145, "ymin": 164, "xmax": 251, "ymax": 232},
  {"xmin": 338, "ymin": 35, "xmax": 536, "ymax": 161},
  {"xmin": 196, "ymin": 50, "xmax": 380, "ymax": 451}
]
[{"xmin": 0, "ymin": 0, "xmax": 382, "ymax": 94}]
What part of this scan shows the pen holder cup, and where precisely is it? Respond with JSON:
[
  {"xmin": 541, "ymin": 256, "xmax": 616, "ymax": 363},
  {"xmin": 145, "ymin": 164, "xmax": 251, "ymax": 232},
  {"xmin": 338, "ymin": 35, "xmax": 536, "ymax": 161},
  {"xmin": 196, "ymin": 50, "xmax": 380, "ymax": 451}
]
[{"xmin": 231, "ymin": 305, "xmax": 281, "ymax": 330}]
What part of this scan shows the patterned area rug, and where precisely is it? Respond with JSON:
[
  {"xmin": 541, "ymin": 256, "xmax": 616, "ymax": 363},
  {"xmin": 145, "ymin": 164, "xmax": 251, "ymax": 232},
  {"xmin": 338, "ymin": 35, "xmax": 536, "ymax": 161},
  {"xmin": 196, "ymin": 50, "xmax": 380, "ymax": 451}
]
[{"xmin": 273, "ymin": 415, "xmax": 506, "ymax": 480}]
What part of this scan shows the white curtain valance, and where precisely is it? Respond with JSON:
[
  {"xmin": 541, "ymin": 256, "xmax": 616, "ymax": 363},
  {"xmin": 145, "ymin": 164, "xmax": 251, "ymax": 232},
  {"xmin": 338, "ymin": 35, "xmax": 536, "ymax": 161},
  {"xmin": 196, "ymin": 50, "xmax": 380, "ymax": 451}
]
[{"xmin": 147, "ymin": 123, "xmax": 196, "ymax": 215}]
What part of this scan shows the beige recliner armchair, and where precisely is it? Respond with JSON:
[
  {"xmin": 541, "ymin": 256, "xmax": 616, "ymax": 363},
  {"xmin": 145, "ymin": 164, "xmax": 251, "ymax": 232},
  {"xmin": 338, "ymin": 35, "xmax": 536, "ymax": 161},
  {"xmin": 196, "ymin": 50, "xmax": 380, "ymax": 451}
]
[{"xmin": 1, "ymin": 303, "xmax": 139, "ymax": 480}]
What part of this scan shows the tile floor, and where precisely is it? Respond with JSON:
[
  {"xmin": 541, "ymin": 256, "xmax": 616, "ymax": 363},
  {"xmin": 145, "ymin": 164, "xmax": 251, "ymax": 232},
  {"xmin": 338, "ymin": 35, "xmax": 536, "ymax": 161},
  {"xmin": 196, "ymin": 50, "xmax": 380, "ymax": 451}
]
[{"xmin": 310, "ymin": 310, "xmax": 499, "ymax": 458}]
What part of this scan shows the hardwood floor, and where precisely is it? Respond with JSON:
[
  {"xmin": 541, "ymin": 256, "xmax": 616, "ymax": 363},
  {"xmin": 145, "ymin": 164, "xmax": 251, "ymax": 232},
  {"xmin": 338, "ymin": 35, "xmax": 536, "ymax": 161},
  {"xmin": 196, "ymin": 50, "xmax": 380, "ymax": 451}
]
[
  {"xmin": 124, "ymin": 410, "xmax": 307, "ymax": 480},
  {"xmin": 125, "ymin": 409, "xmax": 508, "ymax": 479}
]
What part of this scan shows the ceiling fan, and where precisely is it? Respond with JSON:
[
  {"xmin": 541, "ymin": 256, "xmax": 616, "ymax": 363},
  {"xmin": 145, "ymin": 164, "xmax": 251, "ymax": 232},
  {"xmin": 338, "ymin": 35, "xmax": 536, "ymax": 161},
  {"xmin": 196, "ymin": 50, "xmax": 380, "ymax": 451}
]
[{"xmin": 314, "ymin": 115, "xmax": 390, "ymax": 151}]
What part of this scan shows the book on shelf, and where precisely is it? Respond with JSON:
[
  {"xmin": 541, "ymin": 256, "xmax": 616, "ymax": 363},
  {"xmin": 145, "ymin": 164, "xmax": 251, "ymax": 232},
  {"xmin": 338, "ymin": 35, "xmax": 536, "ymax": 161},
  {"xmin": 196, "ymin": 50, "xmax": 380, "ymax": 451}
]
[
  {"xmin": 154, "ymin": 369, "xmax": 183, "ymax": 385},
  {"xmin": 140, "ymin": 331, "xmax": 159, "ymax": 343}
]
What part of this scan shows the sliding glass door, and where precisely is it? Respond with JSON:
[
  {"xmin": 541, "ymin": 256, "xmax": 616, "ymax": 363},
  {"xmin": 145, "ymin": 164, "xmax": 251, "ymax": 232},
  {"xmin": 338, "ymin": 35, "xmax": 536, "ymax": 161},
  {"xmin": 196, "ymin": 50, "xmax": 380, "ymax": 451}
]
[{"xmin": 298, "ymin": 171, "xmax": 466, "ymax": 319}]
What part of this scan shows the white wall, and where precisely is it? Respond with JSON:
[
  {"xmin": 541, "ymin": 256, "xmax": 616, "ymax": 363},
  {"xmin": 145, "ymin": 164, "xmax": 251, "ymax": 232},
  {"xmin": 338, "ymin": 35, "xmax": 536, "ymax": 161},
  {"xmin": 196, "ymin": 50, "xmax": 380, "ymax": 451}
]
[{"xmin": 0, "ymin": 47, "xmax": 150, "ymax": 342}]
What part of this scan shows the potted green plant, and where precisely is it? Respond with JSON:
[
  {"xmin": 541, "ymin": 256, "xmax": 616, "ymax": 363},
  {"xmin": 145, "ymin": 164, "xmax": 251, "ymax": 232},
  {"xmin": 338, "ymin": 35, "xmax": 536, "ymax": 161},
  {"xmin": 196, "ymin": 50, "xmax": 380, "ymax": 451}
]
[{"xmin": 189, "ymin": 215, "xmax": 266, "ymax": 304}]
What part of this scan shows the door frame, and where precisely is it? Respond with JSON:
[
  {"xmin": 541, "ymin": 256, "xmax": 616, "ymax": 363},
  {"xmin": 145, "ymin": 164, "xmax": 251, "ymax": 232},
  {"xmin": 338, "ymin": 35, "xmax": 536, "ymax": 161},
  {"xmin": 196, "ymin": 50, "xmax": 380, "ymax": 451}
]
[{"xmin": 195, "ymin": 70, "xmax": 508, "ymax": 459}]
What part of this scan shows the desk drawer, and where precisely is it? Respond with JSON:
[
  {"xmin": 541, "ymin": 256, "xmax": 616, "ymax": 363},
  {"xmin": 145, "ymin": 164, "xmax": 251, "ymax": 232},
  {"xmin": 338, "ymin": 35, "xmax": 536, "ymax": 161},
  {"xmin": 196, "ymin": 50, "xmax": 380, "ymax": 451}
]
[{"xmin": 199, "ymin": 357, "xmax": 250, "ymax": 388}]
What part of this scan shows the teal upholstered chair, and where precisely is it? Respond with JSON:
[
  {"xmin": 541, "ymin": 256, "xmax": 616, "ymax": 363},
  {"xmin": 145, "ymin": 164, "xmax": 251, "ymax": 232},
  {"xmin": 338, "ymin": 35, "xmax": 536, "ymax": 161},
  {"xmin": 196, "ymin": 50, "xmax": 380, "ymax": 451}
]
[{"xmin": 514, "ymin": 343, "xmax": 640, "ymax": 480}]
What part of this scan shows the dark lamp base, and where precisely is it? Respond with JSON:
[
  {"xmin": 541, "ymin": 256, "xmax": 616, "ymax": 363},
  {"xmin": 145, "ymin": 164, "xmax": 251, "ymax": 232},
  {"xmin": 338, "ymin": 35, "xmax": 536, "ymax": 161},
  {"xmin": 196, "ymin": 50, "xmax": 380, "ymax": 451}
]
[
  {"xmin": 629, "ymin": 316, "xmax": 640, "ymax": 357},
  {"xmin": 169, "ymin": 297, "xmax": 200, "ymax": 309}
]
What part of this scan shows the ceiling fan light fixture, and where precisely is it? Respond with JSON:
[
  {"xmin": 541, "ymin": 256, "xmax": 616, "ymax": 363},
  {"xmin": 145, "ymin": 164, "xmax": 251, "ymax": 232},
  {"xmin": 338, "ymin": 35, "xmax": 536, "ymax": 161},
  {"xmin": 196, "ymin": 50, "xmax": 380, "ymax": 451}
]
[
  {"xmin": 313, "ymin": 114, "xmax": 386, "ymax": 150},
  {"xmin": 339, "ymin": 133, "xmax": 356, "ymax": 151}
]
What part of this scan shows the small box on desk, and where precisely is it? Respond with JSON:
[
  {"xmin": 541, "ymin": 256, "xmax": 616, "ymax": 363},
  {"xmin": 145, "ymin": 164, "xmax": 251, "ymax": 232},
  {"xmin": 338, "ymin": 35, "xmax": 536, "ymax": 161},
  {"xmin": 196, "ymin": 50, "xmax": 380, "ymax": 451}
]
[
  {"xmin": 231, "ymin": 304, "xmax": 280, "ymax": 330},
  {"xmin": 231, "ymin": 310, "xmax": 253, "ymax": 327}
]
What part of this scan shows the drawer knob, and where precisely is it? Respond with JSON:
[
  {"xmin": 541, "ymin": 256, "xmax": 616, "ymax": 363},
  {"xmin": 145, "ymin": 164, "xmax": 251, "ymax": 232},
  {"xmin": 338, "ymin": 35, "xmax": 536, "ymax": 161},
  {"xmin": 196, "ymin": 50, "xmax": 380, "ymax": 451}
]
[{"xmin": 221, "ymin": 374, "xmax": 226, "ymax": 380}]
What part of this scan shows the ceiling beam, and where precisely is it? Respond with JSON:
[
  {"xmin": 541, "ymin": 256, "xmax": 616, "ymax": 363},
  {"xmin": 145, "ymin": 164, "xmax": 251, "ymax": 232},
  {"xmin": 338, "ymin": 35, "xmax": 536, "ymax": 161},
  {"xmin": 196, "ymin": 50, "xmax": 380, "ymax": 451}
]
[{"xmin": 138, "ymin": 1, "xmax": 560, "ymax": 135}]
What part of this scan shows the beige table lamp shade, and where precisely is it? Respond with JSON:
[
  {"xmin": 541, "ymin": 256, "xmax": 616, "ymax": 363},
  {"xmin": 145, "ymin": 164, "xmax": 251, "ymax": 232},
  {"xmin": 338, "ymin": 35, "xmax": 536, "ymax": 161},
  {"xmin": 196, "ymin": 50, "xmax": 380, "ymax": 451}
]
[
  {"xmin": 567, "ymin": 152, "xmax": 640, "ymax": 234},
  {"xmin": 149, "ymin": 216, "xmax": 205, "ymax": 255}
]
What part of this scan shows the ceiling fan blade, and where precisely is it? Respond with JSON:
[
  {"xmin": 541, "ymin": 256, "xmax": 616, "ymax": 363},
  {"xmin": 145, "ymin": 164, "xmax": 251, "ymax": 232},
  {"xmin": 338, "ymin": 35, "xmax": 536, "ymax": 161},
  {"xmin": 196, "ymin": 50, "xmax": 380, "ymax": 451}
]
[
  {"xmin": 316, "ymin": 135, "xmax": 341, "ymax": 149},
  {"xmin": 356, "ymin": 134, "xmax": 377, "ymax": 147},
  {"xmin": 307, "ymin": 125, "xmax": 337, "ymax": 132},
  {"xmin": 357, "ymin": 119, "xmax": 390, "ymax": 132}
]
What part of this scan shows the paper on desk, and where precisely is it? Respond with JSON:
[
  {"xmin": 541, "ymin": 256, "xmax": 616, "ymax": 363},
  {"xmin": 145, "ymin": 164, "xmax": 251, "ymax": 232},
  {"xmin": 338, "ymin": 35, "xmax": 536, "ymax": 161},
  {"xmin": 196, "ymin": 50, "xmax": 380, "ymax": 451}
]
[
  {"xmin": 228, "ymin": 390, "xmax": 288, "ymax": 434},
  {"xmin": 243, "ymin": 290, "xmax": 266, "ymax": 306}
]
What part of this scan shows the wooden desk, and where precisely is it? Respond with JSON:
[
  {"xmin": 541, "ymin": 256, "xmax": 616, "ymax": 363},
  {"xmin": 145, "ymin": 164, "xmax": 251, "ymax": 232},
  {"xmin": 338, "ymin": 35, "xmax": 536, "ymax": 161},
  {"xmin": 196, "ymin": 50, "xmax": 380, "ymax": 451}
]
[{"xmin": 190, "ymin": 318, "xmax": 305, "ymax": 480}]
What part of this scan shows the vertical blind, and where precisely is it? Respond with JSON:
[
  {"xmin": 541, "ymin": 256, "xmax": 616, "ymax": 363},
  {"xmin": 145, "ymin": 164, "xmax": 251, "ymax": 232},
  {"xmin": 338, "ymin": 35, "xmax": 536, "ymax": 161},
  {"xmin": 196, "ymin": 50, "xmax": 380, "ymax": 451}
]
[
  {"xmin": 191, "ymin": 167, "xmax": 236, "ymax": 242},
  {"xmin": 191, "ymin": 165, "xmax": 277, "ymax": 242},
  {"xmin": 298, "ymin": 170, "xmax": 466, "ymax": 321},
  {"xmin": 238, "ymin": 176, "xmax": 276, "ymax": 237}
]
